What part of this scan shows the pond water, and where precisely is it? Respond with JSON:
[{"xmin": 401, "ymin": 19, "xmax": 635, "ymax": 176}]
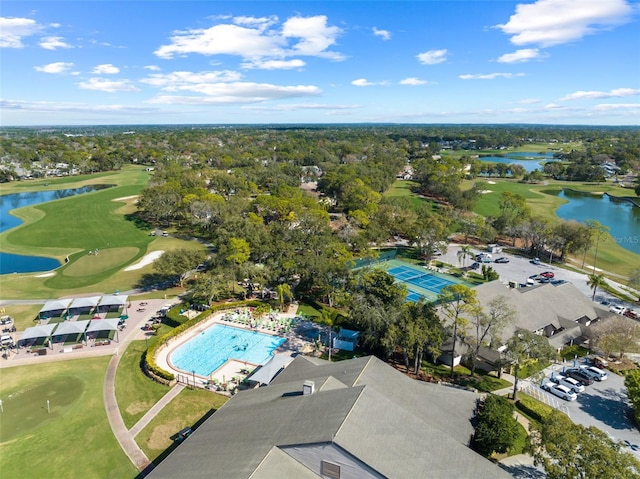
[
  {"xmin": 478, "ymin": 152, "xmax": 558, "ymax": 173},
  {"xmin": 0, "ymin": 185, "xmax": 112, "ymax": 274},
  {"xmin": 555, "ymin": 189, "xmax": 640, "ymax": 255}
]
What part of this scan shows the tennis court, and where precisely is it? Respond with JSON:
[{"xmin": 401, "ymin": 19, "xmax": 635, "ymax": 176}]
[{"xmin": 380, "ymin": 259, "xmax": 472, "ymax": 302}]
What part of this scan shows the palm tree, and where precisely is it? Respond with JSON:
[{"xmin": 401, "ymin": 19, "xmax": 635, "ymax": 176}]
[
  {"xmin": 587, "ymin": 273, "xmax": 607, "ymax": 301},
  {"xmin": 276, "ymin": 283, "xmax": 293, "ymax": 310},
  {"xmin": 457, "ymin": 245, "xmax": 472, "ymax": 268}
]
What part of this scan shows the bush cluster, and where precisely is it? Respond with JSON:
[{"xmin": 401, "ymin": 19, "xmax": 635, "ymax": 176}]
[{"xmin": 515, "ymin": 395, "xmax": 554, "ymax": 422}]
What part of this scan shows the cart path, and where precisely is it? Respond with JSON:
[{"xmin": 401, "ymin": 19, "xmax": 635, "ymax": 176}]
[
  {"xmin": 129, "ymin": 383, "xmax": 185, "ymax": 438},
  {"xmin": 104, "ymin": 349, "xmax": 153, "ymax": 472}
]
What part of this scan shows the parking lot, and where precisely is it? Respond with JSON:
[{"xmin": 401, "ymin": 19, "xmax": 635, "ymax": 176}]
[{"xmin": 527, "ymin": 362, "xmax": 640, "ymax": 453}]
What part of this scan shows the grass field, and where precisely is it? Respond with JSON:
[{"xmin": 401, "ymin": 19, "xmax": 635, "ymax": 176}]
[
  {"xmin": 440, "ymin": 141, "xmax": 583, "ymax": 159},
  {"xmin": 116, "ymin": 340, "xmax": 171, "ymax": 429},
  {"xmin": 0, "ymin": 358, "xmax": 137, "ymax": 479},
  {"xmin": 136, "ymin": 387, "xmax": 228, "ymax": 464},
  {"xmin": 0, "ymin": 166, "xmax": 207, "ymax": 299}
]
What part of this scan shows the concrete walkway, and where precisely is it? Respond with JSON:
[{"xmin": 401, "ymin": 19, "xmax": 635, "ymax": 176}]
[{"xmin": 129, "ymin": 383, "xmax": 185, "ymax": 438}]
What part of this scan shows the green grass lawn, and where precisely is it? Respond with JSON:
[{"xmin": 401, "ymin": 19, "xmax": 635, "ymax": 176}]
[
  {"xmin": 135, "ymin": 387, "xmax": 228, "ymax": 465},
  {"xmin": 0, "ymin": 358, "xmax": 137, "ymax": 479},
  {"xmin": 115, "ymin": 340, "xmax": 170, "ymax": 429},
  {"xmin": 0, "ymin": 303, "xmax": 42, "ymax": 331}
]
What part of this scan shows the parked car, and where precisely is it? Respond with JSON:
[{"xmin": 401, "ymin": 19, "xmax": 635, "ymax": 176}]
[
  {"xmin": 470, "ymin": 262, "xmax": 480, "ymax": 270},
  {"xmin": 475, "ymin": 253, "xmax": 492, "ymax": 261},
  {"xmin": 494, "ymin": 257, "xmax": 509, "ymax": 263},
  {"xmin": 550, "ymin": 279, "xmax": 567, "ymax": 286},
  {"xmin": 530, "ymin": 257, "xmax": 541, "ymax": 265},
  {"xmin": 580, "ymin": 365, "xmax": 608, "ymax": 381},
  {"xmin": 624, "ymin": 309, "xmax": 639, "ymax": 320},
  {"xmin": 609, "ymin": 305, "xmax": 627, "ymax": 315},
  {"xmin": 564, "ymin": 368, "xmax": 594, "ymax": 386},
  {"xmin": 540, "ymin": 271, "xmax": 555, "ymax": 279},
  {"xmin": 550, "ymin": 374, "xmax": 585, "ymax": 393},
  {"xmin": 529, "ymin": 274, "xmax": 544, "ymax": 281},
  {"xmin": 541, "ymin": 381, "xmax": 577, "ymax": 401}
]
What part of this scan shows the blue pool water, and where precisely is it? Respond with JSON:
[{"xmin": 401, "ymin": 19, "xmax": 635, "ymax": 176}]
[{"xmin": 170, "ymin": 324, "xmax": 286, "ymax": 376}]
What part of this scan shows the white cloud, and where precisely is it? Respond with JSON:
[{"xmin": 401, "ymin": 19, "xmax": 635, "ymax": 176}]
[
  {"xmin": 282, "ymin": 15, "xmax": 343, "ymax": 59},
  {"xmin": 144, "ymin": 65, "xmax": 161, "ymax": 71},
  {"xmin": 516, "ymin": 98, "xmax": 541, "ymax": 104},
  {"xmin": 39, "ymin": 36, "xmax": 72, "ymax": 50},
  {"xmin": 594, "ymin": 103, "xmax": 640, "ymax": 111},
  {"xmin": 34, "ymin": 62, "xmax": 74, "ymax": 74},
  {"xmin": 92, "ymin": 64, "xmax": 120, "ymax": 74},
  {"xmin": 496, "ymin": 0, "xmax": 634, "ymax": 47},
  {"xmin": 416, "ymin": 49, "xmax": 447, "ymax": 65},
  {"xmin": 148, "ymin": 82, "xmax": 321, "ymax": 105},
  {"xmin": 140, "ymin": 70, "xmax": 243, "ymax": 88},
  {"xmin": 399, "ymin": 77, "xmax": 427, "ymax": 86},
  {"xmin": 373, "ymin": 27, "xmax": 391, "ymax": 40},
  {"xmin": 560, "ymin": 88, "xmax": 640, "ymax": 101},
  {"xmin": 155, "ymin": 15, "xmax": 343, "ymax": 62},
  {"xmin": 352, "ymin": 78, "xmax": 386, "ymax": 87},
  {"xmin": 241, "ymin": 59, "xmax": 305, "ymax": 70},
  {"xmin": 459, "ymin": 72, "xmax": 525, "ymax": 80},
  {"xmin": 0, "ymin": 17, "xmax": 43, "ymax": 48},
  {"xmin": 78, "ymin": 78, "xmax": 140, "ymax": 92},
  {"xmin": 0, "ymin": 99, "xmax": 157, "ymax": 114},
  {"xmin": 245, "ymin": 103, "xmax": 360, "ymax": 111},
  {"xmin": 496, "ymin": 48, "xmax": 542, "ymax": 63}
]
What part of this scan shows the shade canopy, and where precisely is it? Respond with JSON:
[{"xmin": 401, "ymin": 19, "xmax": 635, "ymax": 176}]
[
  {"xmin": 20, "ymin": 323, "xmax": 57, "ymax": 342},
  {"xmin": 86, "ymin": 318, "xmax": 120, "ymax": 333},
  {"xmin": 69, "ymin": 296, "xmax": 101, "ymax": 309},
  {"xmin": 52, "ymin": 320, "xmax": 90, "ymax": 336},
  {"xmin": 39, "ymin": 299, "xmax": 73, "ymax": 314},
  {"xmin": 247, "ymin": 354, "xmax": 295, "ymax": 385},
  {"xmin": 98, "ymin": 295, "xmax": 128, "ymax": 307}
]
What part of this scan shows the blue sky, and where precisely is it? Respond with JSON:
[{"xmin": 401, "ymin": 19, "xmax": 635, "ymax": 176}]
[{"xmin": 1, "ymin": 0, "xmax": 639, "ymax": 126}]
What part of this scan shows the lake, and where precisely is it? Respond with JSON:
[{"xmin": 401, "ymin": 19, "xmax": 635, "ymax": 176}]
[
  {"xmin": 555, "ymin": 189, "xmax": 640, "ymax": 255},
  {"xmin": 478, "ymin": 152, "xmax": 558, "ymax": 172},
  {"xmin": 0, "ymin": 185, "xmax": 112, "ymax": 274}
]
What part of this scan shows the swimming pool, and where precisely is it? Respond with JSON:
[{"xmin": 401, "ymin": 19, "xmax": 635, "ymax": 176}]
[{"xmin": 170, "ymin": 324, "xmax": 286, "ymax": 377}]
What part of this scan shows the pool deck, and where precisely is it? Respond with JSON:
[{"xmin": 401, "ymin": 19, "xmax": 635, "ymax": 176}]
[{"xmin": 154, "ymin": 304, "xmax": 316, "ymax": 390}]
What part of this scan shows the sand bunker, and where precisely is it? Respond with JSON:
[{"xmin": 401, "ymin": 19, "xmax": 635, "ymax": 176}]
[
  {"xmin": 35, "ymin": 272, "xmax": 56, "ymax": 277},
  {"xmin": 480, "ymin": 190, "xmax": 493, "ymax": 194},
  {"xmin": 124, "ymin": 251, "xmax": 164, "ymax": 271},
  {"xmin": 113, "ymin": 195, "xmax": 139, "ymax": 202},
  {"xmin": 487, "ymin": 181, "xmax": 496, "ymax": 184}
]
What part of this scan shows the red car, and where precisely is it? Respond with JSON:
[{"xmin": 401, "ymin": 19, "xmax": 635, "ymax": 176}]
[{"xmin": 540, "ymin": 271, "xmax": 555, "ymax": 279}]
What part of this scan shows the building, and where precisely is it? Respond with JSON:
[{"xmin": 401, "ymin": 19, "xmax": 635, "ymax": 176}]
[{"xmin": 149, "ymin": 355, "xmax": 512, "ymax": 479}]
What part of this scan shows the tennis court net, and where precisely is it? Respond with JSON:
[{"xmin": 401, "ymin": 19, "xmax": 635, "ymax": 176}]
[{"xmin": 401, "ymin": 271, "xmax": 431, "ymax": 284}]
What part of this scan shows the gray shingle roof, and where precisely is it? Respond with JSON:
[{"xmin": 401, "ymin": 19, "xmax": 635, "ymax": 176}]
[{"xmin": 149, "ymin": 356, "xmax": 511, "ymax": 479}]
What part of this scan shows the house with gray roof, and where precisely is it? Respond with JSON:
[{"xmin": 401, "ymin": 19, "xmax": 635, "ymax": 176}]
[{"xmin": 149, "ymin": 355, "xmax": 511, "ymax": 479}]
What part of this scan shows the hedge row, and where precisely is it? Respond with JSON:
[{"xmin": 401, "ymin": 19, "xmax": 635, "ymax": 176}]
[
  {"xmin": 144, "ymin": 299, "xmax": 263, "ymax": 381},
  {"xmin": 516, "ymin": 395, "xmax": 554, "ymax": 423}
]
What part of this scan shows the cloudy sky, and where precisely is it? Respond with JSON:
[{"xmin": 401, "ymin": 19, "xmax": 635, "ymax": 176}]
[{"xmin": 1, "ymin": 0, "xmax": 639, "ymax": 126}]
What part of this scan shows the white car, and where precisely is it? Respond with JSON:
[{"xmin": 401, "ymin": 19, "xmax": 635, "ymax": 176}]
[
  {"xmin": 550, "ymin": 374, "xmax": 585, "ymax": 393},
  {"xmin": 581, "ymin": 365, "xmax": 608, "ymax": 381},
  {"xmin": 541, "ymin": 381, "xmax": 577, "ymax": 401},
  {"xmin": 609, "ymin": 305, "xmax": 627, "ymax": 315}
]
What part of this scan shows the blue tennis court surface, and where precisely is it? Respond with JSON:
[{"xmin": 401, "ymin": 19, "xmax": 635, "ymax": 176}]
[{"xmin": 380, "ymin": 259, "xmax": 472, "ymax": 302}]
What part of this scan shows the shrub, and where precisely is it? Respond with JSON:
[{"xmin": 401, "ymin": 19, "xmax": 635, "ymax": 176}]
[
  {"xmin": 516, "ymin": 395, "xmax": 554, "ymax": 423},
  {"xmin": 472, "ymin": 394, "xmax": 519, "ymax": 457}
]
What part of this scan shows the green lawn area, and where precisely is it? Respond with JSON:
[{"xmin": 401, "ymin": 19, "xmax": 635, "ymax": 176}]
[
  {"xmin": 0, "ymin": 167, "xmax": 207, "ymax": 299},
  {"xmin": 0, "ymin": 303, "xmax": 42, "ymax": 331},
  {"xmin": 420, "ymin": 361, "xmax": 512, "ymax": 392},
  {"xmin": 0, "ymin": 358, "xmax": 137, "ymax": 479},
  {"xmin": 115, "ymin": 340, "xmax": 170, "ymax": 429},
  {"xmin": 135, "ymin": 387, "xmax": 228, "ymax": 465}
]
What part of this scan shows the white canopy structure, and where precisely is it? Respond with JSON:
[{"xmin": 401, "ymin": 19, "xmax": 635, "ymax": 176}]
[
  {"xmin": 247, "ymin": 354, "xmax": 295, "ymax": 385},
  {"xmin": 39, "ymin": 299, "xmax": 73, "ymax": 317},
  {"xmin": 68, "ymin": 296, "xmax": 101, "ymax": 314},
  {"xmin": 19, "ymin": 323, "xmax": 57, "ymax": 348},
  {"xmin": 97, "ymin": 295, "xmax": 128, "ymax": 312},
  {"xmin": 51, "ymin": 320, "xmax": 90, "ymax": 338},
  {"xmin": 86, "ymin": 318, "xmax": 120, "ymax": 342}
]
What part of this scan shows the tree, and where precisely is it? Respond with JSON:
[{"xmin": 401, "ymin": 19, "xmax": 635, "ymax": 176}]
[
  {"xmin": 467, "ymin": 296, "xmax": 516, "ymax": 375},
  {"xmin": 628, "ymin": 268, "xmax": 640, "ymax": 302},
  {"xmin": 472, "ymin": 394, "xmax": 519, "ymax": 457},
  {"xmin": 591, "ymin": 317, "xmax": 640, "ymax": 360},
  {"xmin": 503, "ymin": 329, "xmax": 556, "ymax": 401},
  {"xmin": 438, "ymin": 284, "xmax": 477, "ymax": 378},
  {"xmin": 457, "ymin": 244, "xmax": 473, "ymax": 268},
  {"xmin": 154, "ymin": 248, "xmax": 207, "ymax": 287},
  {"xmin": 276, "ymin": 283, "xmax": 293, "ymax": 309},
  {"xmin": 481, "ymin": 264, "xmax": 499, "ymax": 281},
  {"xmin": 587, "ymin": 273, "xmax": 608, "ymax": 301},
  {"xmin": 531, "ymin": 410, "xmax": 640, "ymax": 479},
  {"xmin": 625, "ymin": 370, "xmax": 640, "ymax": 426},
  {"xmin": 585, "ymin": 220, "xmax": 610, "ymax": 274}
]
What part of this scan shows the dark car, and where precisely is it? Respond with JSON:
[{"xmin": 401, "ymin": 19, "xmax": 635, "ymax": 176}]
[
  {"xmin": 530, "ymin": 257, "xmax": 541, "ymax": 265},
  {"xmin": 564, "ymin": 368, "xmax": 594, "ymax": 386},
  {"xmin": 494, "ymin": 257, "xmax": 509, "ymax": 263},
  {"xmin": 470, "ymin": 262, "xmax": 480, "ymax": 270},
  {"xmin": 550, "ymin": 279, "xmax": 567, "ymax": 285}
]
